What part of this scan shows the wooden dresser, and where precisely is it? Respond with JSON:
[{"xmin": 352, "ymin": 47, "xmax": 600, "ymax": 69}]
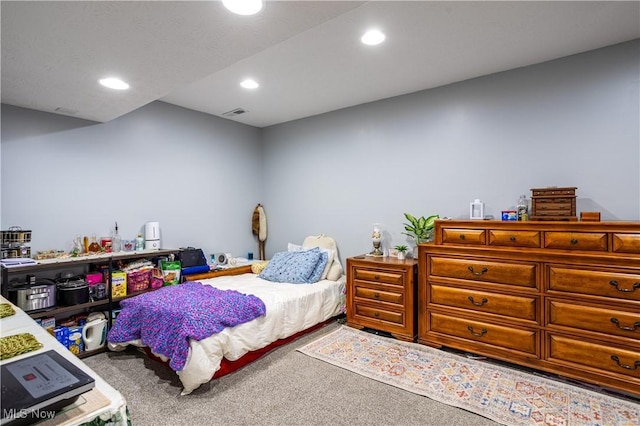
[
  {"xmin": 347, "ymin": 255, "xmax": 418, "ymax": 341},
  {"xmin": 418, "ymin": 220, "xmax": 640, "ymax": 396}
]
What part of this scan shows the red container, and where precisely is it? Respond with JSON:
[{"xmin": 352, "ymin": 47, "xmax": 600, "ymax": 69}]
[
  {"xmin": 101, "ymin": 237, "xmax": 112, "ymax": 252},
  {"xmin": 127, "ymin": 269, "xmax": 151, "ymax": 293}
]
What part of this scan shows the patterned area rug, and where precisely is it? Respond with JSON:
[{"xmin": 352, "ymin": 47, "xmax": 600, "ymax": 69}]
[{"xmin": 297, "ymin": 326, "xmax": 640, "ymax": 426}]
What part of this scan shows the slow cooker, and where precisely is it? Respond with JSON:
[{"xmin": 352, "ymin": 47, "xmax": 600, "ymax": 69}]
[
  {"xmin": 56, "ymin": 276, "xmax": 90, "ymax": 306},
  {"xmin": 7, "ymin": 279, "xmax": 56, "ymax": 312}
]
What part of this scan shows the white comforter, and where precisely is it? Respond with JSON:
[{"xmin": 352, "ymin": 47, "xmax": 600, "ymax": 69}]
[{"xmin": 109, "ymin": 273, "xmax": 345, "ymax": 394}]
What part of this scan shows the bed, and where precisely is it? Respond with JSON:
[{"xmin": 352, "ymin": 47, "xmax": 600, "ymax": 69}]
[{"xmin": 107, "ymin": 235, "xmax": 346, "ymax": 395}]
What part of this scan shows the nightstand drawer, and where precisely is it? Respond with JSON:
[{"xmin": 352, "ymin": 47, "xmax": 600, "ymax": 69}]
[
  {"xmin": 353, "ymin": 268, "xmax": 403, "ymax": 286},
  {"xmin": 355, "ymin": 304, "xmax": 404, "ymax": 325},
  {"xmin": 429, "ymin": 256, "xmax": 537, "ymax": 288},
  {"xmin": 355, "ymin": 285, "xmax": 404, "ymax": 305},
  {"xmin": 544, "ymin": 232, "xmax": 607, "ymax": 251},
  {"xmin": 548, "ymin": 266, "xmax": 640, "ymax": 302},
  {"xmin": 488, "ymin": 230, "xmax": 541, "ymax": 248},
  {"xmin": 429, "ymin": 311, "xmax": 538, "ymax": 355},
  {"xmin": 430, "ymin": 284, "xmax": 538, "ymax": 321}
]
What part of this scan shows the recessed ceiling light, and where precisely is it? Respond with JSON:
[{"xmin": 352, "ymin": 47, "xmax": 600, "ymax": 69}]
[
  {"xmin": 222, "ymin": 0, "xmax": 263, "ymax": 15},
  {"xmin": 240, "ymin": 79, "xmax": 259, "ymax": 89},
  {"xmin": 361, "ymin": 29, "xmax": 386, "ymax": 46},
  {"xmin": 99, "ymin": 77, "xmax": 130, "ymax": 90}
]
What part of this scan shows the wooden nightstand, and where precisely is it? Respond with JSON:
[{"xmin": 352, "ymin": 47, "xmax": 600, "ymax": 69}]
[{"xmin": 346, "ymin": 255, "xmax": 418, "ymax": 341}]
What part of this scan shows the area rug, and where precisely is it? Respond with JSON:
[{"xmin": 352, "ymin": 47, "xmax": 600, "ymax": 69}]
[{"xmin": 297, "ymin": 326, "xmax": 640, "ymax": 426}]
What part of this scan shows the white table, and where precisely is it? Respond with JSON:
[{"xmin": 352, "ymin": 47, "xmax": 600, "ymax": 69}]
[{"xmin": 0, "ymin": 296, "xmax": 128, "ymax": 425}]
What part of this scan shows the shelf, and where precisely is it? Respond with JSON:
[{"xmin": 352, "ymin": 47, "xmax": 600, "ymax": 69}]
[
  {"xmin": 2, "ymin": 248, "xmax": 177, "ymax": 272},
  {"xmin": 2, "ymin": 248, "xmax": 179, "ymax": 358},
  {"xmin": 29, "ymin": 299, "xmax": 110, "ymax": 319},
  {"xmin": 113, "ymin": 287, "xmax": 162, "ymax": 303},
  {"xmin": 78, "ymin": 346, "xmax": 108, "ymax": 359}
]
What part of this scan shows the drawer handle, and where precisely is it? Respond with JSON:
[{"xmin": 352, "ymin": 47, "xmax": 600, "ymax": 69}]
[
  {"xmin": 610, "ymin": 317, "xmax": 640, "ymax": 332},
  {"xmin": 459, "ymin": 234, "xmax": 466, "ymax": 240},
  {"xmin": 570, "ymin": 238, "xmax": 578, "ymax": 245},
  {"xmin": 609, "ymin": 280, "xmax": 640, "ymax": 293},
  {"xmin": 374, "ymin": 275, "xmax": 380, "ymax": 280},
  {"xmin": 374, "ymin": 312, "xmax": 380, "ymax": 318},
  {"xmin": 374, "ymin": 292, "xmax": 380, "ymax": 299},
  {"xmin": 468, "ymin": 296, "xmax": 488, "ymax": 306},
  {"xmin": 610, "ymin": 355, "xmax": 640, "ymax": 371},
  {"xmin": 467, "ymin": 326, "xmax": 487, "ymax": 337},
  {"xmin": 509, "ymin": 236, "xmax": 516, "ymax": 242},
  {"xmin": 467, "ymin": 266, "xmax": 488, "ymax": 276}
]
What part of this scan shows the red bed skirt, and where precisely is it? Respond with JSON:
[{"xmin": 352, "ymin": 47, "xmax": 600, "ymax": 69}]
[{"xmin": 142, "ymin": 318, "xmax": 334, "ymax": 380}]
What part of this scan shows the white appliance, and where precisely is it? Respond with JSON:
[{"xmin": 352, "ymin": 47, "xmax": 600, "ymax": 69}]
[
  {"xmin": 82, "ymin": 312, "xmax": 107, "ymax": 351},
  {"xmin": 212, "ymin": 253, "xmax": 230, "ymax": 266},
  {"xmin": 144, "ymin": 221, "xmax": 160, "ymax": 250}
]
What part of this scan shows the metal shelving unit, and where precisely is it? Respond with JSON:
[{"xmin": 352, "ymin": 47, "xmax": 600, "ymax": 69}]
[{"xmin": 1, "ymin": 248, "xmax": 179, "ymax": 358}]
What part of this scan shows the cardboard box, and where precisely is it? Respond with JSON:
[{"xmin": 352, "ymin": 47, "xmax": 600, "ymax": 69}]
[
  {"xmin": 53, "ymin": 326, "xmax": 69, "ymax": 348},
  {"xmin": 111, "ymin": 271, "xmax": 127, "ymax": 298},
  {"xmin": 41, "ymin": 316, "xmax": 56, "ymax": 332}
]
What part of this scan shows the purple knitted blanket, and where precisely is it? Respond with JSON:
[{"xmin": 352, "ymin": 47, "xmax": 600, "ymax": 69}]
[{"xmin": 107, "ymin": 281, "xmax": 266, "ymax": 371}]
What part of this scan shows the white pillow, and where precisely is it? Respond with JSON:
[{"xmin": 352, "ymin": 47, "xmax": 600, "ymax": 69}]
[
  {"xmin": 326, "ymin": 261, "xmax": 343, "ymax": 281},
  {"xmin": 301, "ymin": 235, "xmax": 344, "ymax": 281},
  {"xmin": 288, "ymin": 242, "xmax": 335, "ymax": 280},
  {"xmin": 287, "ymin": 242, "xmax": 305, "ymax": 252}
]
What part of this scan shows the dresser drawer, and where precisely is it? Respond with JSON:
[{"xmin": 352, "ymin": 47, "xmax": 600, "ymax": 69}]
[
  {"xmin": 429, "ymin": 311, "xmax": 538, "ymax": 355},
  {"xmin": 533, "ymin": 201, "xmax": 573, "ymax": 211},
  {"xmin": 353, "ymin": 268, "xmax": 404, "ymax": 286},
  {"xmin": 548, "ymin": 266, "xmax": 640, "ymax": 302},
  {"xmin": 488, "ymin": 230, "xmax": 541, "ymax": 248},
  {"xmin": 533, "ymin": 197, "xmax": 574, "ymax": 204},
  {"xmin": 430, "ymin": 284, "xmax": 538, "ymax": 321},
  {"xmin": 548, "ymin": 299, "xmax": 640, "ymax": 340},
  {"xmin": 441, "ymin": 228, "xmax": 486, "ymax": 245},
  {"xmin": 613, "ymin": 233, "xmax": 640, "ymax": 254},
  {"xmin": 531, "ymin": 187, "xmax": 576, "ymax": 197},
  {"xmin": 354, "ymin": 303, "xmax": 404, "ymax": 326},
  {"xmin": 544, "ymin": 232, "xmax": 607, "ymax": 251},
  {"xmin": 533, "ymin": 209, "xmax": 574, "ymax": 217},
  {"xmin": 429, "ymin": 256, "xmax": 537, "ymax": 288},
  {"xmin": 548, "ymin": 334, "xmax": 640, "ymax": 380},
  {"xmin": 354, "ymin": 285, "xmax": 404, "ymax": 305}
]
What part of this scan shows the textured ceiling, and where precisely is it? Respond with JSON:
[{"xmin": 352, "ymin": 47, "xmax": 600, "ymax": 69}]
[{"xmin": 2, "ymin": 1, "xmax": 639, "ymax": 128}]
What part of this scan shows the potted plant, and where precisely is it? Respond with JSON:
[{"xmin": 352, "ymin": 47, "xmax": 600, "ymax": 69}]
[
  {"xmin": 402, "ymin": 213, "xmax": 439, "ymax": 257},
  {"xmin": 394, "ymin": 245, "xmax": 409, "ymax": 260}
]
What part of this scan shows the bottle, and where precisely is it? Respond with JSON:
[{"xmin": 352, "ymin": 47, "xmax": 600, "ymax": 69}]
[
  {"xmin": 135, "ymin": 233, "xmax": 144, "ymax": 251},
  {"xmin": 88, "ymin": 235, "xmax": 101, "ymax": 253},
  {"xmin": 517, "ymin": 194, "xmax": 529, "ymax": 221},
  {"xmin": 112, "ymin": 222, "xmax": 122, "ymax": 253}
]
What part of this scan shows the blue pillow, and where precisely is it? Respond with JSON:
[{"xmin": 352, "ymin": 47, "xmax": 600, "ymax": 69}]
[
  {"xmin": 307, "ymin": 251, "xmax": 328, "ymax": 283},
  {"xmin": 259, "ymin": 248, "xmax": 322, "ymax": 284}
]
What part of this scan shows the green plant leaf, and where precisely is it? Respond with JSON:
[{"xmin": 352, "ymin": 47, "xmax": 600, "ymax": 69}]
[
  {"xmin": 402, "ymin": 212, "xmax": 439, "ymax": 243},
  {"xmin": 424, "ymin": 214, "xmax": 439, "ymax": 230}
]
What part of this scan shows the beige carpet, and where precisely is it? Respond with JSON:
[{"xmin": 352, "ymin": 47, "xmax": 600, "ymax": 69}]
[{"xmin": 298, "ymin": 326, "xmax": 640, "ymax": 426}]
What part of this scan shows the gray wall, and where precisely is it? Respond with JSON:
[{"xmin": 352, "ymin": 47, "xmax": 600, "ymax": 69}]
[
  {"xmin": 2, "ymin": 40, "xmax": 639, "ymax": 263},
  {"xmin": 262, "ymin": 40, "xmax": 640, "ymax": 259},
  {"xmin": 1, "ymin": 102, "xmax": 263, "ymax": 259}
]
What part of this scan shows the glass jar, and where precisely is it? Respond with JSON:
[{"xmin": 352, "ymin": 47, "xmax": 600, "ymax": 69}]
[{"xmin": 88, "ymin": 235, "xmax": 101, "ymax": 253}]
